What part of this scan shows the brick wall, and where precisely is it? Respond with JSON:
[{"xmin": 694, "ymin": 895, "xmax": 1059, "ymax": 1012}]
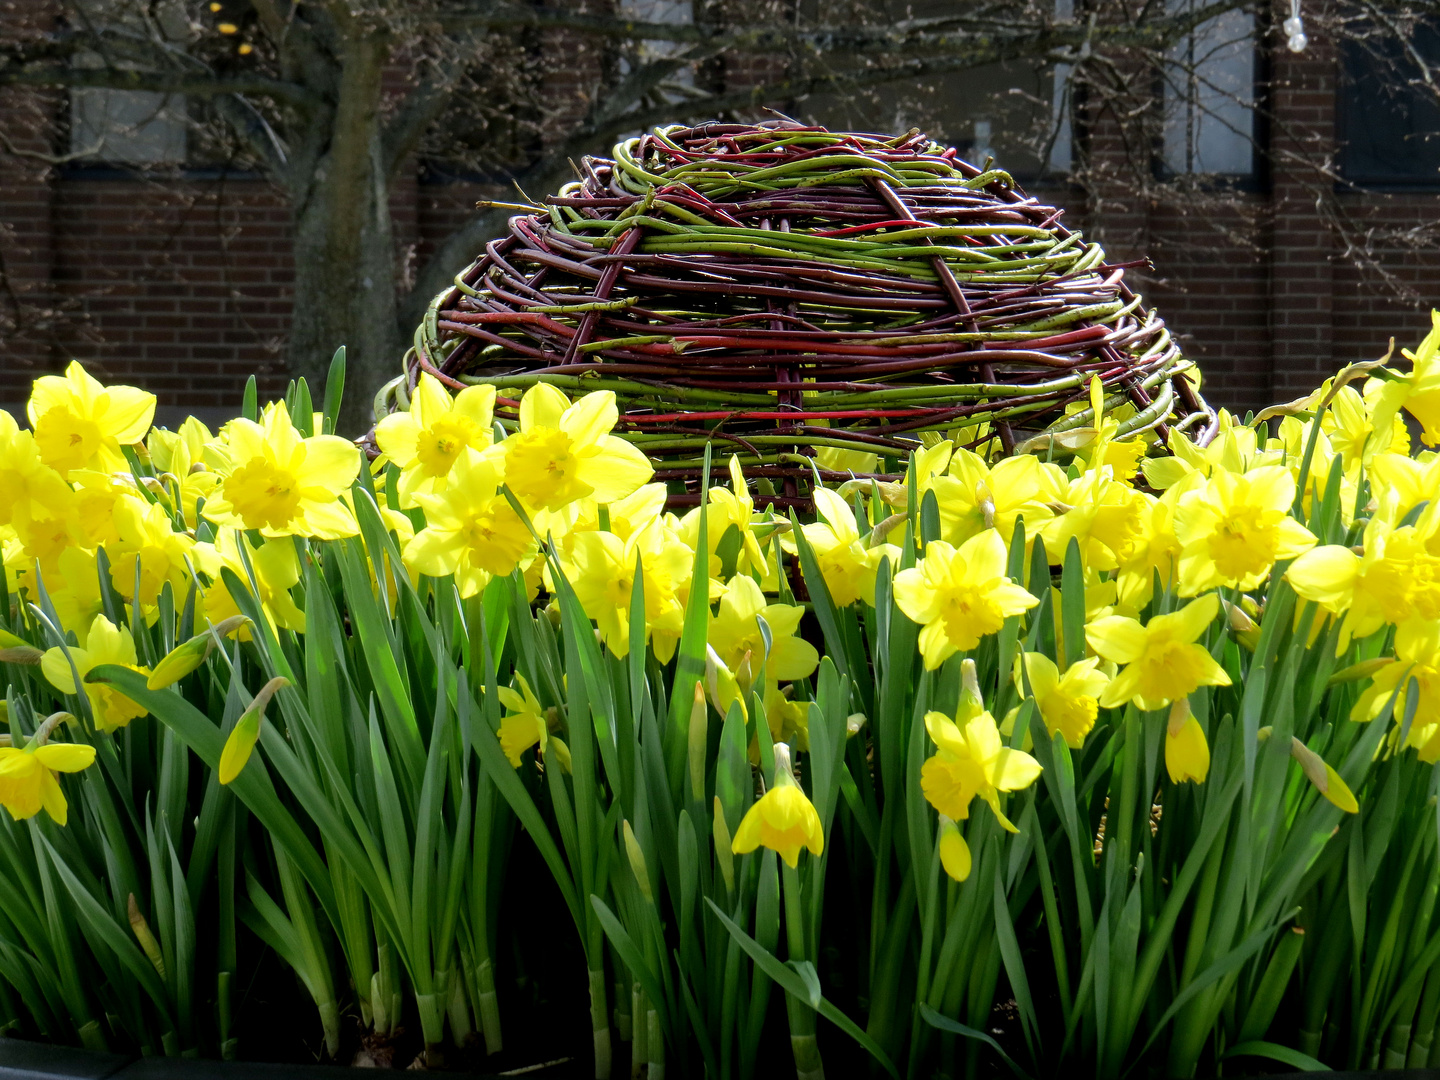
[{"xmin": 3, "ymin": 17, "xmax": 1439, "ymax": 421}]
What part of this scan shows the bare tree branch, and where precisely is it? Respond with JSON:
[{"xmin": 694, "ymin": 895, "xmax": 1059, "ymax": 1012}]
[{"xmin": 0, "ymin": 63, "xmax": 319, "ymax": 107}]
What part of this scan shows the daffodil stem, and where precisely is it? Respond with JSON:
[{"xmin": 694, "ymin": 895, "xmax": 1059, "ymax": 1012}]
[
  {"xmin": 783, "ymin": 862, "xmax": 824, "ymax": 1080},
  {"xmin": 473, "ymin": 953, "xmax": 503, "ymax": 1055},
  {"xmin": 589, "ymin": 965, "xmax": 612, "ymax": 1079}
]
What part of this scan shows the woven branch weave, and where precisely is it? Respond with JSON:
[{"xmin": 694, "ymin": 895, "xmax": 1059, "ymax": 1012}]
[{"xmin": 386, "ymin": 120, "xmax": 1216, "ymax": 499}]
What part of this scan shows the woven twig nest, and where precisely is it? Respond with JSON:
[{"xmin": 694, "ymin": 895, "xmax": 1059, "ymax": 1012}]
[{"xmin": 383, "ymin": 120, "xmax": 1215, "ymax": 503}]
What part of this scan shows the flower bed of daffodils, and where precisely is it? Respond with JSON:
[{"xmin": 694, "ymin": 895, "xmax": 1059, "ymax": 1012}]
[{"xmin": 6, "ymin": 320, "xmax": 1440, "ymax": 1078}]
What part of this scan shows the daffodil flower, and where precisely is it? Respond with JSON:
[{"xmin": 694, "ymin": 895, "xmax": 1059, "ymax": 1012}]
[
  {"xmin": 679, "ymin": 457, "xmax": 769, "ymax": 580},
  {"xmin": 931, "ymin": 447, "xmax": 1056, "ymax": 546},
  {"xmin": 1287, "ymin": 511, "xmax": 1440, "ymax": 650},
  {"xmin": 0, "ymin": 738, "xmax": 96, "ymax": 826},
  {"xmin": 708, "ymin": 575, "xmax": 818, "ymax": 683},
  {"xmin": 1086, "ymin": 593, "xmax": 1231, "ymax": 712},
  {"xmin": 374, "ymin": 373, "xmax": 496, "ymax": 508},
  {"xmin": 1351, "ymin": 620, "xmax": 1440, "ymax": 762},
  {"xmin": 0, "ymin": 410, "xmax": 73, "ymax": 528},
  {"xmin": 565, "ymin": 516, "xmax": 690, "ymax": 660},
  {"xmin": 27, "ymin": 361, "xmax": 155, "ymax": 477},
  {"xmin": 146, "ymin": 417, "xmax": 221, "ymax": 526},
  {"xmin": 406, "ymin": 449, "xmax": 538, "ymax": 598},
  {"xmin": 799, "ymin": 486, "xmax": 898, "ymax": 607},
  {"xmin": 1370, "ymin": 311, "xmax": 1440, "ymax": 447},
  {"xmin": 1173, "ymin": 465, "xmax": 1316, "ymax": 595},
  {"xmin": 920, "ymin": 707, "xmax": 1041, "ymax": 831},
  {"xmin": 731, "ymin": 743, "xmax": 823, "ymax": 868},
  {"xmin": 497, "ymin": 675, "xmax": 549, "ymax": 767},
  {"xmin": 500, "ymin": 384, "xmax": 653, "ymax": 515},
  {"xmin": 107, "ymin": 495, "xmax": 199, "ymax": 613},
  {"xmin": 1019, "ymin": 652, "xmax": 1109, "ymax": 748},
  {"xmin": 203, "ymin": 401, "xmax": 360, "ymax": 538},
  {"xmin": 893, "ymin": 530, "xmax": 1038, "ymax": 670},
  {"xmin": 196, "ymin": 530, "xmax": 305, "ymax": 637},
  {"xmin": 41, "ymin": 615, "xmax": 150, "ymax": 732}
]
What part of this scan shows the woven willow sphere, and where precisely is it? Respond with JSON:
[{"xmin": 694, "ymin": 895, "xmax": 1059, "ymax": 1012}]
[{"xmin": 384, "ymin": 120, "xmax": 1215, "ymax": 504}]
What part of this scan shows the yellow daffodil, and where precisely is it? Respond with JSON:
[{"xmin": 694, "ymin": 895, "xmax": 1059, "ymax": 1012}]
[
  {"xmin": 679, "ymin": 457, "xmax": 770, "ymax": 580},
  {"xmin": 1351, "ymin": 621, "xmax": 1440, "ymax": 762},
  {"xmin": 920, "ymin": 707, "xmax": 1041, "ymax": 831},
  {"xmin": 1371, "ymin": 311, "xmax": 1440, "ymax": 447},
  {"xmin": 374, "ymin": 374, "xmax": 496, "ymax": 508},
  {"xmin": 40, "ymin": 615, "xmax": 150, "ymax": 732},
  {"xmin": 1287, "ymin": 514, "xmax": 1440, "ymax": 649},
  {"xmin": 0, "ymin": 410, "xmax": 73, "ymax": 528},
  {"xmin": 0, "ymin": 738, "xmax": 96, "ymax": 826},
  {"xmin": 1087, "ymin": 593, "xmax": 1230, "ymax": 712},
  {"xmin": 500, "ymin": 384, "xmax": 653, "ymax": 514},
  {"xmin": 815, "ymin": 443, "xmax": 879, "ymax": 475},
  {"xmin": 566, "ymin": 517, "xmax": 691, "ymax": 660},
  {"xmin": 147, "ymin": 418, "xmax": 222, "ymax": 526},
  {"xmin": 107, "ymin": 495, "xmax": 198, "ymax": 613},
  {"xmin": 1019, "ymin": 652, "xmax": 1109, "ymax": 748},
  {"xmin": 1318, "ymin": 382, "xmax": 1409, "ymax": 472},
  {"xmin": 554, "ymin": 483, "xmax": 668, "ymax": 560},
  {"xmin": 1172, "ymin": 466, "xmax": 1315, "ymax": 595},
  {"xmin": 203, "ymin": 401, "xmax": 359, "ymax": 538},
  {"xmin": 931, "ymin": 447, "xmax": 1055, "ymax": 547},
  {"xmin": 27, "ymin": 361, "xmax": 155, "ymax": 477},
  {"xmin": 1074, "ymin": 375, "xmax": 1148, "ymax": 480},
  {"xmin": 731, "ymin": 743, "xmax": 823, "ymax": 868},
  {"xmin": 10, "ymin": 500, "xmax": 83, "ymax": 581},
  {"xmin": 893, "ymin": 531, "xmax": 1038, "ymax": 670},
  {"xmin": 708, "ymin": 575, "xmax": 818, "ymax": 683},
  {"xmin": 761, "ymin": 685, "xmax": 811, "ymax": 753},
  {"xmin": 195, "ymin": 531, "xmax": 305, "ymax": 638},
  {"xmin": 406, "ymin": 448, "xmax": 537, "ymax": 598},
  {"xmin": 49, "ymin": 547, "xmax": 105, "ymax": 644},
  {"xmin": 497, "ymin": 675, "xmax": 549, "ymax": 767},
  {"xmin": 798, "ymin": 486, "xmax": 898, "ymax": 607},
  {"xmin": 1165, "ymin": 698, "xmax": 1209, "ymax": 784}
]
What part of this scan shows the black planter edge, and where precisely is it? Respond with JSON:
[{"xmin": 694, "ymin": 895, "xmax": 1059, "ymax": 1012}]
[{"xmin": 0, "ymin": 1038, "xmax": 580, "ymax": 1080}]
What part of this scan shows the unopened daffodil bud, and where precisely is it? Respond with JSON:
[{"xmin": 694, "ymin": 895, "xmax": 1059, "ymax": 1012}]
[
  {"xmin": 705, "ymin": 645, "xmax": 746, "ymax": 720},
  {"xmin": 219, "ymin": 676, "xmax": 287, "ymax": 784},
  {"xmin": 0, "ymin": 645, "xmax": 43, "ymax": 666},
  {"xmin": 688, "ymin": 681, "xmax": 707, "ymax": 799},
  {"xmin": 846, "ymin": 713, "xmax": 867, "ymax": 738},
  {"xmin": 731, "ymin": 743, "xmax": 823, "ymax": 869},
  {"xmin": 622, "ymin": 820, "xmax": 653, "ymax": 903},
  {"xmin": 128, "ymin": 894, "xmax": 165, "ymax": 978},
  {"xmin": 1223, "ymin": 600, "xmax": 1262, "ymax": 652},
  {"xmin": 148, "ymin": 615, "xmax": 249, "ymax": 690},
  {"xmin": 958, "ymin": 658, "xmax": 984, "ymax": 720},
  {"xmin": 1290, "ymin": 737, "xmax": 1359, "ymax": 813},
  {"xmin": 1165, "ymin": 698, "xmax": 1210, "ymax": 784},
  {"xmin": 1327, "ymin": 656, "xmax": 1393, "ymax": 687},
  {"xmin": 937, "ymin": 815, "xmax": 971, "ymax": 882},
  {"xmin": 547, "ymin": 736, "xmax": 572, "ymax": 774}
]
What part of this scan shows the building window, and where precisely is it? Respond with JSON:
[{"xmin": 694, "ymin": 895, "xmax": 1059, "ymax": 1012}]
[
  {"xmin": 1161, "ymin": 1, "xmax": 1257, "ymax": 176},
  {"xmin": 70, "ymin": 87, "xmax": 188, "ymax": 164},
  {"xmin": 1339, "ymin": 21, "xmax": 1440, "ymax": 187}
]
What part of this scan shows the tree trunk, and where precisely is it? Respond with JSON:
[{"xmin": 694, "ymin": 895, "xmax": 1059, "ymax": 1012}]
[{"xmin": 286, "ymin": 32, "xmax": 400, "ymax": 438}]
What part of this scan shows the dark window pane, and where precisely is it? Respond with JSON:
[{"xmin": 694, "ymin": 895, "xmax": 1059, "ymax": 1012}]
[{"xmin": 1339, "ymin": 22, "xmax": 1440, "ymax": 186}]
